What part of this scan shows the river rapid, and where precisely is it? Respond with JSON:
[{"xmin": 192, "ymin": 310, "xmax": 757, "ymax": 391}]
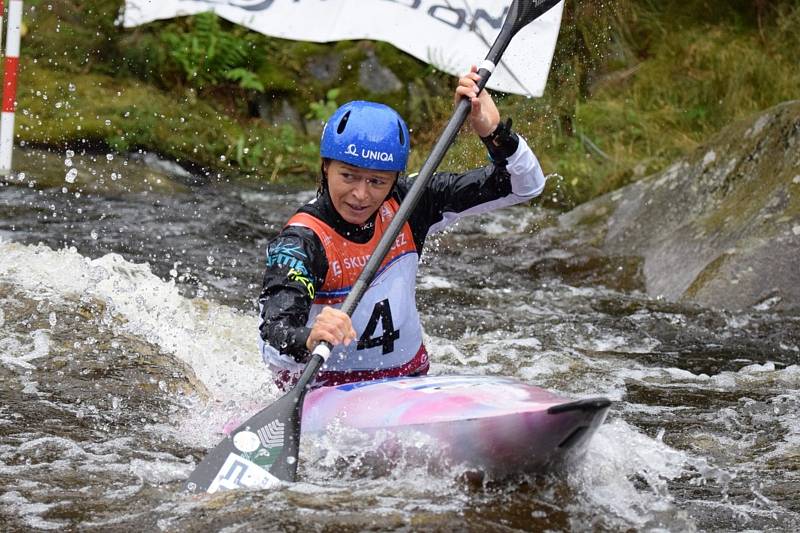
[{"xmin": 1, "ymin": 148, "xmax": 798, "ymax": 531}]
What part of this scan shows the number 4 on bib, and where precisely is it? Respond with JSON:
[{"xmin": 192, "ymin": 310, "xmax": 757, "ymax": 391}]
[{"xmin": 357, "ymin": 299, "xmax": 400, "ymax": 354}]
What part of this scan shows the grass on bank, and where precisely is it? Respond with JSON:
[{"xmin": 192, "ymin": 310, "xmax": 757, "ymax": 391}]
[
  {"xmin": 445, "ymin": 1, "xmax": 800, "ymax": 206},
  {"xmin": 16, "ymin": 62, "xmax": 318, "ymax": 181},
  {"xmin": 15, "ymin": 0, "xmax": 800, "ymax": 207}
]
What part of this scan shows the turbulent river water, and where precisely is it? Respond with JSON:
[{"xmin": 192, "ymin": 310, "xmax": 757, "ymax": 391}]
[{"xmin": 1, "ymin": 148, "xmax": 798, "ymax": 531}]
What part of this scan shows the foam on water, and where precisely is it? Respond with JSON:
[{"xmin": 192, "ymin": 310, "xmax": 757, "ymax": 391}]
[
  {"xmin": 574, "ymin": 418, "xmax": 705, "ymax": 530},
  {"xmin": 128, "ymin": 457, "xmax": 193, "ymax": 485},
  {"xmin": 475, "ymin": 206, "xmax": 543, "ymax": 235},
  {"xmin": 292, "ymin": 424, "xmax": 472, "ymax": 519},
  {"xmin": 0, "ymin": 329, "xmax": 51, "ymax": 371},
  {"xmin": 0, "ymin": 240, "xmax": 271, "ymax": 403},
  {"xmin": 619, "ymin": 361, "xmax": 800, "ymax": 392},
  {"xmin": 294, "ymin": 411, "xmax": 715, "ymax": 529},
  {"xmin": 0, "ymin": 491, "xmax": 63, "ymax": 530},
  {"xmin": 414, "ymin": 329, "xmax": 705, "ymax": 525},
  {"xmin": 417, "ymin": 274, "xmax": 455, "ymax": 290}
]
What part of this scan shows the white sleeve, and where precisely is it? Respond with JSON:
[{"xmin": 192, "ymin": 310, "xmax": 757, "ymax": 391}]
[
  {"xmin": 426, "ymin": 136, "xmax": 546, "ymax": 236},
  {"xmin": 507, "ymin": 135, "xmax": 546, "ymax": 198}
]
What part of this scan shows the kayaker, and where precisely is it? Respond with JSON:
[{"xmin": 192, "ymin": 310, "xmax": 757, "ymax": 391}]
[{"xmin": 258, "ymin": 66, "xmax": 546, "ymax": 390}]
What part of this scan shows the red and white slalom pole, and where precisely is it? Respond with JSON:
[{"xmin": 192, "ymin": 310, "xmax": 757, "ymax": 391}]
[{"xmin": 0, "ymin": 0, "xmax": 22, "ymax": 175}]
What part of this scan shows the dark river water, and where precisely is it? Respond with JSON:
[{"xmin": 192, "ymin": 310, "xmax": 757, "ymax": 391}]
[{"xmin": 1, "ymin": 148, "xmax": 798, "ymax": 531}]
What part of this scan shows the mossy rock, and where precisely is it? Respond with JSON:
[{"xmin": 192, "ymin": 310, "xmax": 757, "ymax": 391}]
[
  {"xmin": 559, "ymin": 101, "xmax": 800, "ymax": 311},
  {"xmin": 17, "ymin": 61, "xmax": 236, "ymax": 168},
  {"xmin": 15, "ymin": 60, "xmax": 320, "ymax": 181}
]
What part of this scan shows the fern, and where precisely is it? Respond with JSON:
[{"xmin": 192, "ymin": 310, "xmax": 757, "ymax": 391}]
[
  {"xmin": 225, "ymin": 68, "xmax": 265, "ymax": 92},
  {"xmin": 162, "ymin": 11, "xmax": 265, "ymax": 92}
]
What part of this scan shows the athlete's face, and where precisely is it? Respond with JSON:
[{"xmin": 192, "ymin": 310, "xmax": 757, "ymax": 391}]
[{"xmin": 325, "ymin": 160, "xmax": 397, "ymax": 225}]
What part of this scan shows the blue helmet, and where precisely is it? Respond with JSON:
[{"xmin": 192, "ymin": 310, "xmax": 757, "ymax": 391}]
[{"xmin": 320, "ymin": 101, "xmax": 410, "ymax": 172}]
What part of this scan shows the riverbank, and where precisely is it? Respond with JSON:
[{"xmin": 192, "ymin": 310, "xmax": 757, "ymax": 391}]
[
  {"xmin": 532, "ymin": 100, "xmax": 800, "ymax": 311},
  {"xmin": 13, "ymin": 0, "xmax": 800, "ymax": 206}
]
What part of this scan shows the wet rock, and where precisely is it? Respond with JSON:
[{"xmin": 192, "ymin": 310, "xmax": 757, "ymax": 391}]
[
  {"xmin": 558, "ymin": 100, "xmax": 800, "ymax": 311},
  {"xmin": 306, "ymin": 53, "xmax": 342, "ymax": 84},
  {"xmin": 358, "ymin": 51, "xmax": 403, "ymax": 94},
  {"xmin": 8, "ymin": 146, "xmax": 194, "ymax": 194},
  {"xmin": 528, "ymin": 253, "xmax": 645, "ymax": 293},
  {"xmin": 253, "ymin": 96, "xmax": 303, "ymax": 130}
]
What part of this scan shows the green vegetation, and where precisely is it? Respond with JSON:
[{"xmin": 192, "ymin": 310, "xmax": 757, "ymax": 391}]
[
  {"xmin": 14, "ymin": 0, "xmax": 800, "ymax": 205},
  {"xmin": 160, "ymin": 12, "xmax": 266, "ymax": 92},
  {"xmin": 523, "ymin": 0, "xmax": 800, "ymax": 206},
  {"xmin": 306, "ymin": 88, "xmax": 342, "ymax": 122}
]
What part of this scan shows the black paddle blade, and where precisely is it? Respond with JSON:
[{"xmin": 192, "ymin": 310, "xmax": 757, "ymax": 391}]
[
  {"xmin": 509, "ymin": 0, "xmax": 563, "ymax": 36},
  {"xmin": 484, "ymin": 0, "xmax": 564, "ymax": 68},
  {"xmin": 184, "ymin": 386, "xmax": 304, "ymax": 494}
]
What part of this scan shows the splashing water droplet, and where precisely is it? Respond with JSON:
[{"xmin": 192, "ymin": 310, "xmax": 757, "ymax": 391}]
[
  {"xmin": 65, "ymin": 168, "xmax": 78, "ymax": 183},
  {"xmin": 106, "ymin": 153, "xmax": 114, "ymax": 161}
]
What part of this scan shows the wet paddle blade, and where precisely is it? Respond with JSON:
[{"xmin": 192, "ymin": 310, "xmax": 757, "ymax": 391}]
[
  {"xmin": 184, "ymin": 385, "xmax": 304, "ymax": 493},
  {"xmin": 511, "ymin": 0, "xmax": 563, "ymax": 36}
]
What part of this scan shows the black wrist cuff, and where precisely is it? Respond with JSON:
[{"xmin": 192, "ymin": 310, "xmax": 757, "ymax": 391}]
[
  {"xmin": 480, "ymin": 118, "xmax": 519, "ymax": 162},
  {"xmin": 294, "ymin": 326, "xmax": 312, "ymax": 363}
]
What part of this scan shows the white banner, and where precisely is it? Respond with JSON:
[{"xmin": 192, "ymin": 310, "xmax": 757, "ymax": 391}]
[{"xmin": 123, "ymin": 0, "xmax": 564, "ymax": 97}]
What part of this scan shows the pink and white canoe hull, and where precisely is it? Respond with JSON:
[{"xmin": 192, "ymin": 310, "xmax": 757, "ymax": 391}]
[{"xmin": 301, "ymin": 375, "xmax": 611, "ymax": 475}]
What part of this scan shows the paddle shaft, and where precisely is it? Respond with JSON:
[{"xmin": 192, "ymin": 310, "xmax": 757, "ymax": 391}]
[{"xmin": 298, "ymin": 0, "xmax": 560, "ymax": 385}]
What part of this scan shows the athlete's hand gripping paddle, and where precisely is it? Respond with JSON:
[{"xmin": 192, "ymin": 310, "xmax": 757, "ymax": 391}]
[{"xmin": 185, "ymin": 0, "xmax": 564, "ymax": 494}]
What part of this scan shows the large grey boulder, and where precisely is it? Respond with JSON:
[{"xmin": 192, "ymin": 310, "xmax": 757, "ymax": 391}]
[{"xmin": 554, "ymin": 101, "xmax": 800, "ymax": 311}]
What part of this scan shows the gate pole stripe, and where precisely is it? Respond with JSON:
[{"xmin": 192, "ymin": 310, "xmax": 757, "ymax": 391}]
[{"xmin": 0, "ymin": 0, "xmax": 22, "ymax": 174}]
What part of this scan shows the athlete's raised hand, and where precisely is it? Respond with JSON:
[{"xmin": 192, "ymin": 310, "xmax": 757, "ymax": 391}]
[{"xmin": 455, "ymin": 65, "xmax": 501, "ymax": 138}]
